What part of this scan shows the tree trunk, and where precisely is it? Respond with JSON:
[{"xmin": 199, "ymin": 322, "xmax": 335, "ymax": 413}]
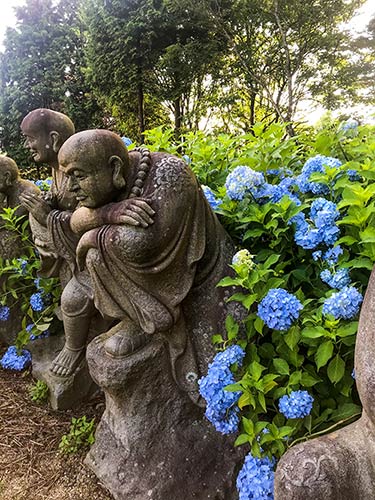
[{"xmin": 137, "ymin": 74, "xmax": 145, "ymax": 142}]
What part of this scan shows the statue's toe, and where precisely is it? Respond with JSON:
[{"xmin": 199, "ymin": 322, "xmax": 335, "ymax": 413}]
[{"xmin": 104, "ymin": 330, "xmax": 150, "ymax": 358}]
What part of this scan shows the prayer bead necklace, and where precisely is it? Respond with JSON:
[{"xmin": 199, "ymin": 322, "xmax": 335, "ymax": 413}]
[{"xmin": 129, "ymin": 147, "xmax": 151, "ymax": 198}]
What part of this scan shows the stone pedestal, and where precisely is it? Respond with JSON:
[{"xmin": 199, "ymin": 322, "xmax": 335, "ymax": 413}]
[
  {"xmin": 29, "ymin": 334, "xmax": 99, "ymax": 410},
  {"xmin": 85, "ymin": 336, "xmax": 243, "ymax": 500}
]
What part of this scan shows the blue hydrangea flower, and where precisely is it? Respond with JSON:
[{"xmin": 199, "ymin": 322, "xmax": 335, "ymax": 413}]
[
  {"xmin": 182, "ymin": 154, "xmax": 191, "ymax": 165},
  {"xmin": 236, "ymin": 453, "xmax": 275, "ymax": 500},
  {"xmin": 260, "ymin": 178, "xmax": 300, "ymax": 206},
  {"xmin": 225, "ymin": 166, "xmax": 265, "ymax": 201},
  {"xmin": 27, "ymin": 323, "xmax": 50, "ymax": 341},
  {"xmin": 278, "ymin": 390, "xmax": 314, "ymax": 419},
  {"xmin": 0, "ymin": 306, "xmax": 10, "ymax": 321},
  {"xmin": 30, "ymin": 292, "xmax": 45, "ymax": 312},
  {"xmin": 16, "ymin": 258, "xmax": 27, "ymax": 274},
  {"xmin": 320, "ymin": 268, "xmax": 351, "ymax": 289},
  {"xmin": 312, "ymin": 250, "xmax": 322, "ymax": 261},
  {"xmin": 347, "ymin": 169, "xmax": 361, "ymax": 181},
  {"xmin": 199, "ymin": 345, "xmax": 245, "ymax": 434},
  {"xmin": 257, "ymin": 289, "xmax": 303, "ymax": 331},
  {"xmin": 340, "ymin": 119, "xmax": 359, "ymax": 132},
  {"xmin": 0, "ymin": 346, "xmax": 31, "ymax": 371},
  {"xmin": 296, "ymin": 155, "xmax": 342, "ymax": 195},
  {"xmin": 323, "ymin": 286, "xmax": 363, "ymax": 320},
  {"xmin": 323, "ymin": 246, "xmax": 343, "ymax": 266},
  {"xmin": 121, "ymin": 136, "xmax": 132, "ymax": 147},
  {"xmin": 201, "ymin": 185, "xmax": 222, "ymax": 210}
]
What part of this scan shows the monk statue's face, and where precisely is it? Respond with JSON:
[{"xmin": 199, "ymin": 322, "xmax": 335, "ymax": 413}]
[
  {"xmin": 21, "ymin": 124, "xmax": 55, "ymax": 164},
  {"xmin": 59, "ymin": 149, "xmax": 119, "ymax": 208}
]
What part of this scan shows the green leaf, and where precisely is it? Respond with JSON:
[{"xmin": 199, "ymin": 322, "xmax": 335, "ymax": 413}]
[
  {"xmin": 249, "ymin": 361, "xmax": 265, "ymax": 381},
  {"xmin": 234, "ymin": 434, "xmax": 250, "ymax": 446},
  {"xmin": 327, "ymin": 355, "xmax": 345, "ymax": 384},
  {"xmin": 301, "ymin": 326, "xmax": 327, "ymax": 339},
  {"xmin": 284, "ymin": 326, "xmax": 300, "ymax": 350},
  {"xmin": 301, "ymin": 372, "xmax": 321, "ymax": 387},
  {"xmin": 315, "ymin": 340, "xmax": 334, "ymax": 370},
  {"xmin": 336, "ymin": 322, "xmax": 358, "ymax": 338},
  {"xmin": 273, "ymin": 358, "xmax": 290, "ymax": 375},
  {"xmin": 242, "ymin": 417, "xmax": 254, "ymax": 436}
]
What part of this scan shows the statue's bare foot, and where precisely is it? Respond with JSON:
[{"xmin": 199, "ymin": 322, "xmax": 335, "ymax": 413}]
[
  {"xmin": 50, "ymin": 346, "xmax": 85, "ymax": 377},
  {"xmin": 104, "ymin": 330, "xmax": 150, "ymax": 358}
]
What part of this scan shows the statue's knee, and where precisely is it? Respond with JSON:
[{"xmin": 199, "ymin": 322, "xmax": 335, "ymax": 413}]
[
  {"xmin": 61, "ymin": 279, "xmax": 92, "ymax": 317},
  {"xmin": 274, "ymin": 442, "xmax": 340, "ymax": 500}
]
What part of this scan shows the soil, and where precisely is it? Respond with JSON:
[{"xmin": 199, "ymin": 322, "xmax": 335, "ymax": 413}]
[{"xmin": 0, "ymin": 366, "xmax": 113, "ymax": 500}]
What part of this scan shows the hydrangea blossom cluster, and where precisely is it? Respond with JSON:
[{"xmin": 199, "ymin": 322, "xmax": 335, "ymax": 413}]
[
  {"xmin": 236, "ymin": 453, "xmax": 275, "ymax": 500},
  {"xmin": 121, "ymin": 136, "xmax": 132, "ymax": 147},
  {"xmin": 261, "ymin": 177, "xmax": 300, "ymax": 205},
  {"xmin": 296, "ymin": 155, "xmax": 342, "ymax": 195},
  {"xmin": 257, "ymin": 288, "xmax": 303, "ymax": 331},
  {"xmin": 347, "ymin": 169, "xmax": 361, "ymax": 182},
  {"xmin": 201, "ymin": 185, "xmax": 222, "ymax": 210},
  {"xmin": 323, "ymin": 286, "xmax": 363, "ymax": 320},
  {"xmin": 0, "ymin": 306, "xmax": 10, "ymax": 321},
  {"xmin": 278, "ymin": 390, "xmax": 314, "ymax": 419},
  {"xmin": 291, "ymin": 198, "xmax": 340, "ymax": 250},
  {"xmin": 320, "ymin": 268, "xmax": 351, "ymax": 289},
  {"xmin": 198, "ymin": 345, "xmax": 245, "ymax": 434},
  {"xmin": 322, "ymin": 246, "xmax": 343, "ymax": 266},
  {"xmin": 340, "ymin": 119, "xmax": 359, "ymax": 132},
  {"xmin": 27, "ymin": 323, "xmax": 50, "ymax": 341},
  {"xmin": 225, "ymin": 166, "xmax": 265, "ymax": 201},
  {"xmin": 30, "ymin": 292, "xmax": 50, "ymax": 312},
  {"xmin": 232, "ymin": 249, "xmax": 255, "ymax": 269},
  {"xmin": 34, "ymin": 178, "xmax": 52, "ymax": 191},
  {"xmin": 0, "ymin": 346, "xmax": 31, "ymax": 371}
]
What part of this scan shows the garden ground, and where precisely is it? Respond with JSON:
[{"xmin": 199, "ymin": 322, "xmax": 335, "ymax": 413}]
[{"xmin": 0, "ymin": 365, "xmax": 113, "ymax": 500}]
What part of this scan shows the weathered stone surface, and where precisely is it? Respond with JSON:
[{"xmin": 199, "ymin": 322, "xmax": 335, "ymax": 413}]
[
  {"xmin": 85, "ymin": 337, "xmax": 243, "ymax": 500},
  {"xmin": 275, "ymin": 266, "xmax": 375, "ymax": 499},
  {"xmin": 28, "ymin": 334, "xmax": 99, "ymax": 410}
]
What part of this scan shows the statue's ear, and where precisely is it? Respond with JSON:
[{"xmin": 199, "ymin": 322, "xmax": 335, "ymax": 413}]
[
  {"xmin": 4, "ymin": 171, "xmax": 12, "ymax": 187},
  {"xmin": 109, "ymin": 156, "xmax": 126, "ymax": 189},
  {"xmin": 50, "ymin": 131, "xmax": 61, "ymax": 153}
]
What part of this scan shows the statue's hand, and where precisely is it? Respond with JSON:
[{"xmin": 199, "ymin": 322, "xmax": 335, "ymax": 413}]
[
  {"xmin": 106, "ymin": 199, "xmax": 155, "ymax": 228},
  {"xmin": 20, "ymin": 192, "xmax": 51, "ymax": 226}
]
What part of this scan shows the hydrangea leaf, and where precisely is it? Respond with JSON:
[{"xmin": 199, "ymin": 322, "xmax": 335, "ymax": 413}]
[
  {"xmin": 327, "ymin": 355, "xmax": 345, "ymax": 384},
  {"xmin": 315, "ymin": 340, "xmax": 334, "ymax": 370}
]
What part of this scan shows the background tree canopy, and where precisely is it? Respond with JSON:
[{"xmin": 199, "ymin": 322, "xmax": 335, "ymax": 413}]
[{"xmin": 0, "ymin": 0, "xmax": 372, "ymax": 166}]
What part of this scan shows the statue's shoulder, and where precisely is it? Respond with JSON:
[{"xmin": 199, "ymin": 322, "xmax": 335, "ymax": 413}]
[{"xmin": 149, "ymin": 152, "xmax": 195, "ymax": 195}]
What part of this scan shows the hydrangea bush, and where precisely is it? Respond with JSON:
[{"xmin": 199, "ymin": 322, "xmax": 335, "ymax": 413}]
[
  {"xmin": 0, "ymin": 195, "xmax": 62, "ymax": 371},
  {"xmin": 145, "ymin": 120, "xmax": 374, "ymax": 498}
]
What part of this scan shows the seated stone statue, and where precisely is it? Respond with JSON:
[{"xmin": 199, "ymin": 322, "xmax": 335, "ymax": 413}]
[
  {"xmin": 274, "ymin": 268, "xmax": 375, "ymax": 499},
  {"xmin": 0, "ymin": 156, "xmax": 39, "ymax": 259},
  {"xmin": 20, "ymin": 108, "xmax": 76, "ymax": 282},
  {"xmin": 46, "ymin": 129, "xmax": 236, "ymax": 402}
]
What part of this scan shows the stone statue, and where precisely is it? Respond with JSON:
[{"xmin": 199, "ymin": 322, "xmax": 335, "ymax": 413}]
[
  {"xmin": 274, "ymin": 270, "xmax": 375, "ymax": 499},
  {"xmin": 46, "ymin": 129, "xmax": 243, "ymax": 498},
  {"xmin": 19, "ymin": 109, "xmax": 99, "ymax": 409},
  {"xmin": 0, "ymin": 156, "xmax": 39, "ymax": 344},
  {"xmin": 20, "ymin": 108, "xmax": 76, "ymax": 282}
]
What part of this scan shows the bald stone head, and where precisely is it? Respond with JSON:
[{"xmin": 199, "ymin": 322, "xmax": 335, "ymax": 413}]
[
  {"xmin": 21, "ymin": 108, "xmax": 75, "ymax": 166},
  {"xmin": 58, "ymin": 129, "xmax": 130, "ymax": 208},
  {"xmin": 0, "ymin": 156, "xmax": 20, "ymax": 194}
]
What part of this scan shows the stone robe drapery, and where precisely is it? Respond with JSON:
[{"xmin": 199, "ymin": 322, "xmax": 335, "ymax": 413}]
[{"xmin": 48, "ymin": 153, "xmax": 235, "ymax": 399}]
